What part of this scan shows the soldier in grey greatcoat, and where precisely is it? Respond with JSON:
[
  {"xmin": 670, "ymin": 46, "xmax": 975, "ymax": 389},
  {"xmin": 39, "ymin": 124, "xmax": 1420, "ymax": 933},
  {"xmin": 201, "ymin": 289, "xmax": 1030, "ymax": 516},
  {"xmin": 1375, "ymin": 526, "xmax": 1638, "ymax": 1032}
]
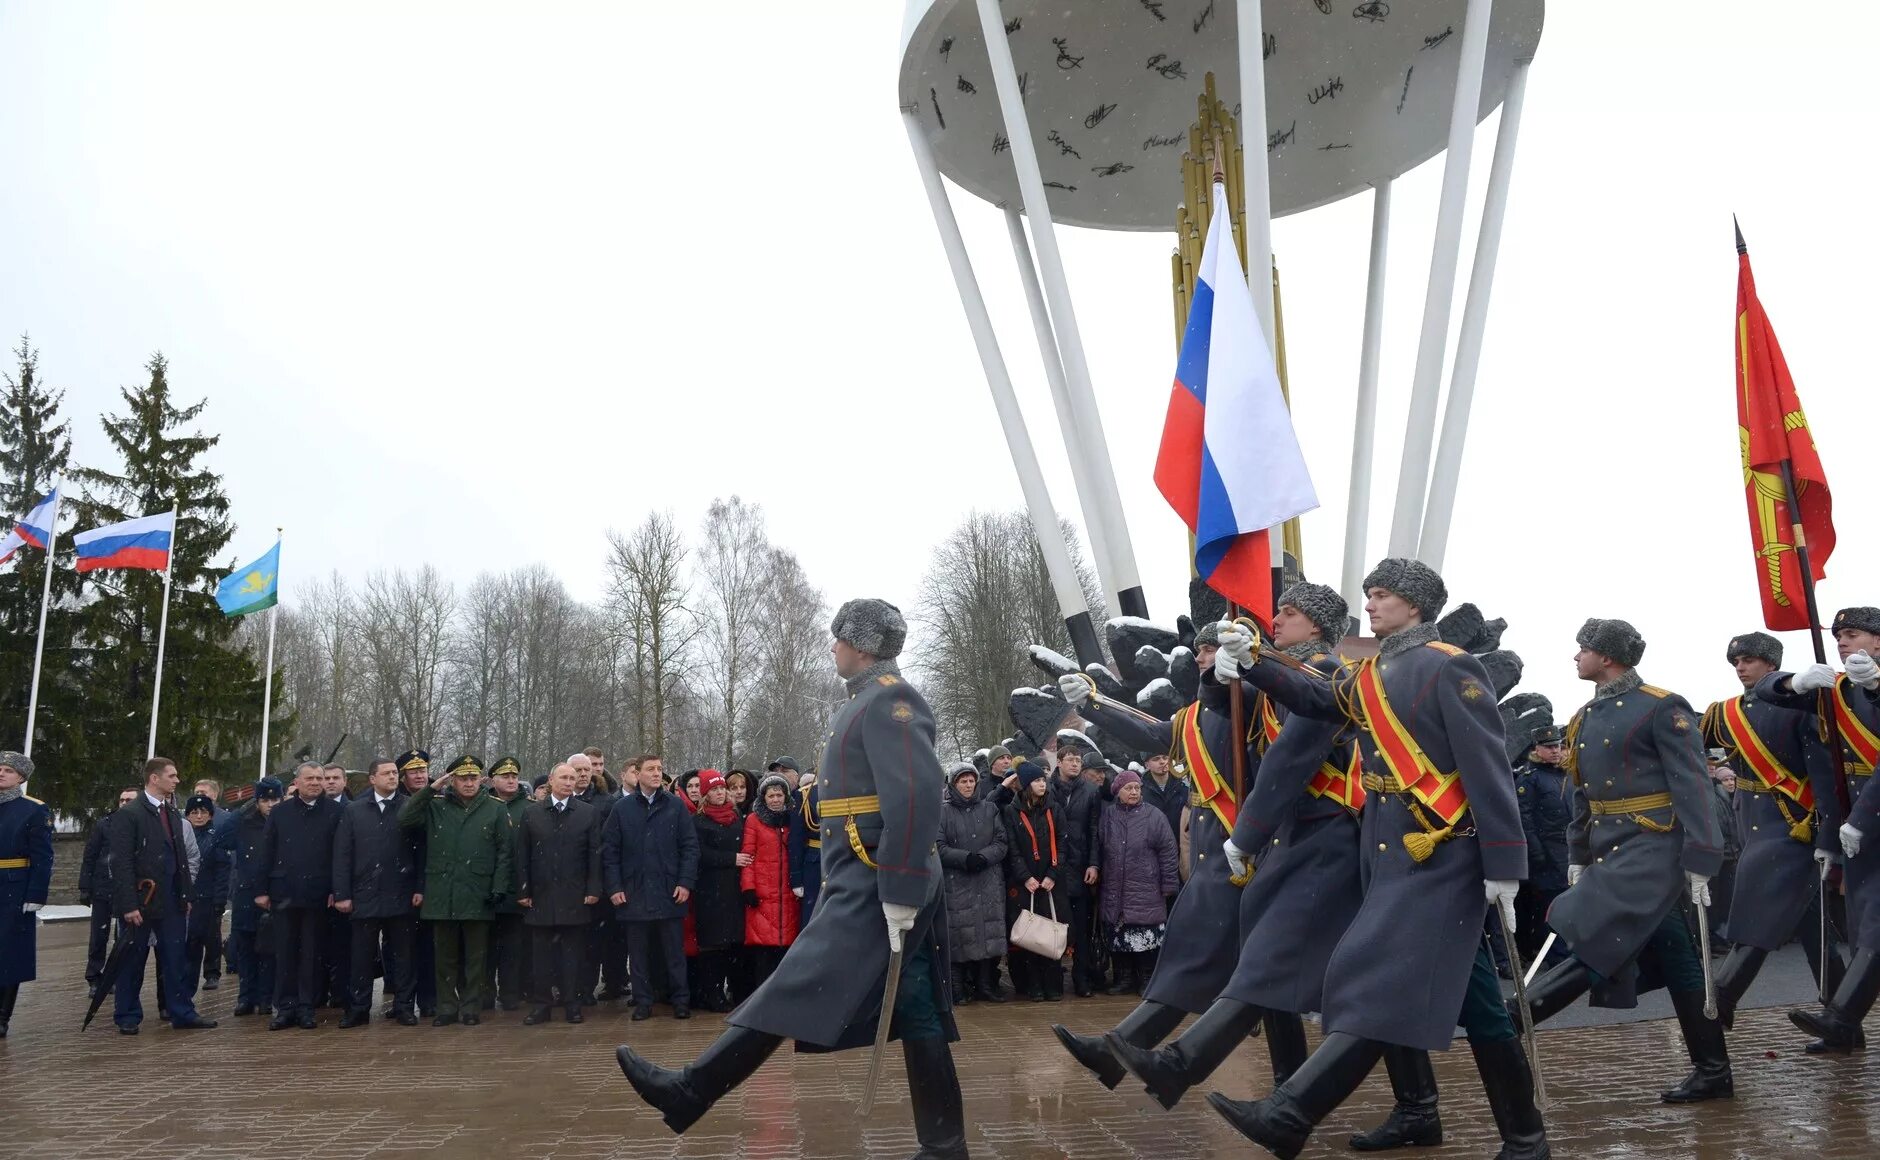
[
  {"xmin": 1515, "ymin": 619, "xmax": 1732, "ymax": 1107},
  {"xmin": 1102, "ymin": 582, "xmax": 1442, "ymax": 1150},
  {"xmin": 1755, "ymin": 605, "xmax": 1880, "ymax": 1052},
  {"xmin": 1049, "ymin": 621, "xmax": 1255, "ymax": 1093},
  {"xmin": 1696, "ymin": 632, "xmax": 1842, "ymax": 1029},
  {"xmin": 1205, "ymin": 560, "xmax": 1545, "ymax": 1160},
  {"xmin": 616, "ymin": 599, "xmax": 967, "ymax": 1160}
]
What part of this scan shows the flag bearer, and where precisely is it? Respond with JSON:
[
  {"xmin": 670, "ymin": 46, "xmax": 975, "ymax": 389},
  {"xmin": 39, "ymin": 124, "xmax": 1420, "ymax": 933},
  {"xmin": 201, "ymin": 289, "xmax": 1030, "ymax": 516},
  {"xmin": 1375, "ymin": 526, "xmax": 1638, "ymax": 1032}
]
[
  {"xmin": 1755, "ymin": 607, "xmax": 1880, "ymax": 1051},
  {"xmin": 1696, "ymin": 632, "xmax": 1842, "ymax": 1026},
  {"xmin": 1203, "ymin": 559, "xmax": 1546, "ymax": 1160},
  {"xmin": 1514, "ymin": 620, "xmax": 1733, "ymax": 1107}
]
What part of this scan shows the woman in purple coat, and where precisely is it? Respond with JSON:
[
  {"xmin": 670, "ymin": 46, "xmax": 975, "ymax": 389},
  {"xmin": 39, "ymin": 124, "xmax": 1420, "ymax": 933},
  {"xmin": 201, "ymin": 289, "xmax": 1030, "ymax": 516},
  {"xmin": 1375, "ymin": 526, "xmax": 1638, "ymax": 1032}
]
[{"xmin": 1095, "ymin": 770, "xmax": 1179, "ymax": 996}]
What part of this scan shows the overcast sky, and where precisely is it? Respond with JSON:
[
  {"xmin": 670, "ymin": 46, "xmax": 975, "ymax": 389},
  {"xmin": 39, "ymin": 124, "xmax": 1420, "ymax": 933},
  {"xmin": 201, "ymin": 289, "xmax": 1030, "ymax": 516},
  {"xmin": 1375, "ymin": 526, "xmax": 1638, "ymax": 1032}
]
[{"xmin": 0, "ymin": 2, "xmax": 1872, "ymax": 724}]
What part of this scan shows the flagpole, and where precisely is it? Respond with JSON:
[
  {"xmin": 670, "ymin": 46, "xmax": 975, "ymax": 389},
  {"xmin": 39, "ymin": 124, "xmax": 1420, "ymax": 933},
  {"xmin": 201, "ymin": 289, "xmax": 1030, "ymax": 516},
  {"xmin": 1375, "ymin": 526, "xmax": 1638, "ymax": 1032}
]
[
  {"xmin": 257, "ymin": 530, "xmax": 281, "ymax": 779},
  {"xmin": 146, "ymin": 503, "xmax": 178, "ymax": 761},
  {"xmin": 23, "ymin": 484, "xmax": 62, "ymax": 758}
]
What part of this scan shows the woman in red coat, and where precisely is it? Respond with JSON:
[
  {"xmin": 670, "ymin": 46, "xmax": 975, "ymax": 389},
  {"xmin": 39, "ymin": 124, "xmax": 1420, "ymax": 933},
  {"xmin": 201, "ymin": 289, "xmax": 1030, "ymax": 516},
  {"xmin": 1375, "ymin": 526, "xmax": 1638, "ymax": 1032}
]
[{"xmin": 740, "ymin": 774, "xmax": 801, "ymax": 991}]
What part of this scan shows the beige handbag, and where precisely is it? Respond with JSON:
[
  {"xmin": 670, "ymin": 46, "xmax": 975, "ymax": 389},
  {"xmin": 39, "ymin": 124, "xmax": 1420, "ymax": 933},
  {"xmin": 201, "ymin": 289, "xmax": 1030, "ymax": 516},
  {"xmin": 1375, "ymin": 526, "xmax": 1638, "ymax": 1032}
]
[{"xmin": 1010, "ymin": 889, "xmax": 1068, "ymax": 960}]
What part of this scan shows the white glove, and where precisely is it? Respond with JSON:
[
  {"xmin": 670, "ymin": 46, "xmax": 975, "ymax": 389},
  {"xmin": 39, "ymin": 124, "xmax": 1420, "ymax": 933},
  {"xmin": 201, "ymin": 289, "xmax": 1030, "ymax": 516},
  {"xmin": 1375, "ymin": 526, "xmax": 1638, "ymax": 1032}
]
[
  {"xmin": 792, "ymin": 886, "xmax": 805, "ymax": 899},
  {"xmin": 1816, "ymin": 848, "xmax": 1840, "ymax": 879},
  {"xmin": 1217, "ymin": 622, "xmax": 1256, "ymax": 666},
  {"xmin": 22, "ymin": 902, "xmax": 42, "ymax": 913},
  {"xmin": 1688, "ymin": 872, "xmax": 1712, "ymax": 907},
  {"xmin": 1215, "ymin": 647, "xmax": 1243, "ymax": 683},
  {"xmin": 1791, "ymin": 662, "xmax": 1838, "ymax": 693},
  {"xmin": 1485, "ymin": 879, "xmax": 1519, "ymax": 931},
  {"xmin": 1847, "ymin": 652, "xmax": 1880, "ymax": 691},
  {"xmin": 1567, "ymin": 864, "xmax": 1584, "ymax": 888},
  {"xmin": 1224, "ymin": 838, "xmax": 1249, "ymax": 880},
  {"xmin": 1057, "ymin": 673, "xmax": 1092, "ymax": 708},
  {"xmin": 883, "ymin": 901, "xmax": 919, "ymax": 953},
  {"xmin": 1843, "ymin": 823, "xmax": 1865, "ymax": 860}
]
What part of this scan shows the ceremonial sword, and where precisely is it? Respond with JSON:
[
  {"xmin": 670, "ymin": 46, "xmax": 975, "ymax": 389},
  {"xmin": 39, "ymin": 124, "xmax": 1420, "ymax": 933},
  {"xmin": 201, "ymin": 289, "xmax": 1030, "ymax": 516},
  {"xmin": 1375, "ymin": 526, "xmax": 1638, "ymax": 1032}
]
[
  {"xmin": 856, "ymin": 942, "xmax": 904, "ymax": 1117},
  {"xmin": 1497, "ymin": 899, "xmax": 1547, "ymax": 1108},
  {"xmin": 1523, "ymin": 933, "xmax": 1556, "ymax": 986},
  {"xmin": 1696, "ymin": 888, "xmax": 1718, "ymax": 1019}
]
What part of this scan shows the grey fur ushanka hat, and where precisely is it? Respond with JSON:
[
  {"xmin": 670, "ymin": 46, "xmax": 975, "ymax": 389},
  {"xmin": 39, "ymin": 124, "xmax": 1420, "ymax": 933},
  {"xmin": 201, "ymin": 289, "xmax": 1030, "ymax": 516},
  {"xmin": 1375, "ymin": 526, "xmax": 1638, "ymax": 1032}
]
[
  {"xmin": 1277, "ymin": 581, "xmax": 1349, "ymax": 644},
  {"xmin": 1726, "ymin": 631, "xmax": 1782, "ymax": 666},
  {"xmin": 1576, "ymin": 618, "xmax": 1646, "ymax": 668},
  {"xmin": 1833, "ymin": 607, "xmax": 1880, "ymax": 636},
  {"xmin": 830, "ymin": 598, "xmax": 907, "ymax": 659},
  {"xmin": 1361, "ymin": 558, "xmax": 1447, "ymax": 621}
]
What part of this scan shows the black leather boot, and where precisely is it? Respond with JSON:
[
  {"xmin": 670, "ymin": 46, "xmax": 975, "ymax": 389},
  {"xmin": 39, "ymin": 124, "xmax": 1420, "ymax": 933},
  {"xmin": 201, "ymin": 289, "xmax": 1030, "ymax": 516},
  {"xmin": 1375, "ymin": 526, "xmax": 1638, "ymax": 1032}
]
[
  {"xmin": 1107, "ymin": 998, "xmax": 1261, "ymax": 1110},
  {"xmin": 1349, "ymin": 1045, "xmax": 1442, "ymax": 1151},
  {"xmin": 1660, "ymin": 989, "xmax": 1733, "ymax": 1103},
  {"xmin": 1053, "ymin": 1001, "xmax": 1185, "ymax": 1091},
  {"xmin": 1790, "ymin": 947, "xmax": 1880, "ymax": 1054},
  {"xmin": 1106, "ymin": 953, "xmax": 1138, "ymax": 995},
  {"xmin": 0, "ymin": 984, "xmax": 16, "ymax": 1037},
  {"xmin": 904, "ymin": 1036, "xmax": 970, "ymax": 1160},
  {"xmin": 616, "ymin": 1025, "xmax": 783, "ymax": 1133},
  {"xmin": 1262, "ymin": 1010, "xmax": 1309, "ymax": 1090},
  {"xmin": 1708, "ymin": 945, "xmax": 1767, "ymax": 1030},
  {"xmin": 1206, "ymin": 1032, "xmax": 1385, "ymax": 1160},
  {"xmin": 1470, "ymin": 1037, "xmax": 1549, "ymax": 1160},
  {"xmin": 1510, "ymin": 960, "xmax": 1595, "ymax": 1030},
  {"xmin": 977, "ymin": 960, "xmax": 1007, "ymax": 1003}
]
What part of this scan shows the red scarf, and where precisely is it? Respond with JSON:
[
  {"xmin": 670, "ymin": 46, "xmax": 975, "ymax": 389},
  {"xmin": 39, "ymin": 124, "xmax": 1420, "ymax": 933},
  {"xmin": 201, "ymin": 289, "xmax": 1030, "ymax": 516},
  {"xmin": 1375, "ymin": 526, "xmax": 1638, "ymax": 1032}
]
[{"xmin": 700, "ymin": 798, "xmax": 739, "ymax": 825}]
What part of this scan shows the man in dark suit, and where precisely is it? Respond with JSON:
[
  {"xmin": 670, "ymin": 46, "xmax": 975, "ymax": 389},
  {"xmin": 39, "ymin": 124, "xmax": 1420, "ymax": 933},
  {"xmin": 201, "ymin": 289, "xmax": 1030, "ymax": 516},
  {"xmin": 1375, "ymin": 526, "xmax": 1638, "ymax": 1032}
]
[
  {"xmin": 517, "ymin": 761, "xmax": 604, "ymax": 1024},
  {"xmin": 78, "ymin": 786, "xmax": 138, "ymax": 992},
  {"xmin": 257, "ymin": 761, "xmax": 345, "ymax": 1030},
  {"xmin": 333, "ymin": 756, "xmax": 423, "ymax": 1027},
  {"xmin": 108, "ymin": 756, "xmax": 217, "ymax": 1033}
]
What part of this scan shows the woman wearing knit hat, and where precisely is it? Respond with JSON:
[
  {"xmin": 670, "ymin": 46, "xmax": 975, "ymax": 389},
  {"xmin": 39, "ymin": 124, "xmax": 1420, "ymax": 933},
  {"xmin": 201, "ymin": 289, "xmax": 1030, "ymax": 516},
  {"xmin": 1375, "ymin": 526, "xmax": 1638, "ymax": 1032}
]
[
  {"xmin": 689, "ymin": 771, "xmax": 748, "ymax": 1013},
  {"xmin": 1005, "ymin": 762, "xmax": 1066, "ymax": 1001},
  {"xmin": 740, "ymin": 775, "xmax": 801, "ymax": 994},
  {"xmin": 1094, "ymin": 770, "xmax": 1178, "ymax": 997},
  {"xmin": 938, "ymin": 763, "xmax": 1010, "ymax": 1005}
]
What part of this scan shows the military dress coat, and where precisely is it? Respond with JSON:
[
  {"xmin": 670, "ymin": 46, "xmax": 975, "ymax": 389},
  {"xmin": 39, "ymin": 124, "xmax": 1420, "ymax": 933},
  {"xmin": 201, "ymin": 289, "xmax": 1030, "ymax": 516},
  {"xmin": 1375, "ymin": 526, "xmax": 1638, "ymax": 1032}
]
[
  {"xmin": 1756, "ymin": 671, "xmax": 1880, "ymax": 949},
  {"xmin": 1516, "ymin": 760, "xmax": 1573, "ymax": 895},
  {"xmin": 1226, "ymin": 654, "xmax": 1365, "ymax": 1016},
  {"xmin": 1546, "ymin": 673, "xmax": 1725, "ymax": 978},
  {"xmin": 0, "ymin": 791, "xmax": 53, "ymax": 986},
  {"xmin": 1700, "ymin": 688, "xmax": 1838, "ymax": 950},
  {"xmin": 730, "ymin": 659, "xmax": 956, "ymax": 1051},
  {"xmin": 1241, "ymin": 623, "xmax": 1527, "ymax": 1052},
  {"xmin": 398, "ymin": 784, "xmax": 515, "ymax": 923},
  {"xmin": 1079, "ymin": 674, "xmax": 1255, "ymax": 1013}
]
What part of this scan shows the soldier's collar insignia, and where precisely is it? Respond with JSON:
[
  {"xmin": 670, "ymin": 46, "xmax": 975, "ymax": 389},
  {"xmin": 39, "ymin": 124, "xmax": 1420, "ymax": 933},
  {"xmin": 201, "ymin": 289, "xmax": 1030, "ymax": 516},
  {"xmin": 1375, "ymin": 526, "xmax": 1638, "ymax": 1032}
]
[{"xmin": 891, "ymin": 701, "xmax": 914, "ymax": 723}]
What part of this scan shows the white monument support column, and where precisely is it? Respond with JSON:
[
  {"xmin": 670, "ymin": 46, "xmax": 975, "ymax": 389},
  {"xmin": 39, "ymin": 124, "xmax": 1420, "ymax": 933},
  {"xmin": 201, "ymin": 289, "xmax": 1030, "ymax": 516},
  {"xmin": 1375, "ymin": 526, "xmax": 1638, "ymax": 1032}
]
[
  {"xmin": 1340, "ymin": 181, "xmax": 1393, "ymax": 610},
  {"xmin": 974, "ymin": 0, "xmax": 1145, "ymax": 618},
  {"xmin": 905, "ymin": 111, "xmax": 1104, "ymax": 667},
  {"xmin": 1236, "ymin": 0, "xmax": 1276, "ymax": 349},
  {"xmin": 1385, "ymin": 0, "xmax": 1495, "ymax": 559},
  {"xmin": 1420, "ymin": 60, "xmax": 1531, "ymax": 571},
  {"xmin": 1004, "ymin": 206, "xmax": 1117, "ymax": 624}
]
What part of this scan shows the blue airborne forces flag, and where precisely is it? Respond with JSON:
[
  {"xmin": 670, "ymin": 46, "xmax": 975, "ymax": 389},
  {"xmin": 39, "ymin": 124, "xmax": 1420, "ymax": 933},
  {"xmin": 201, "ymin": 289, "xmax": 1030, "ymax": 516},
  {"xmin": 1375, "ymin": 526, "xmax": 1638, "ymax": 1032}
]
[{"xmin": 216, "ymin": 540, "xmax": 280, "ymax": 617}]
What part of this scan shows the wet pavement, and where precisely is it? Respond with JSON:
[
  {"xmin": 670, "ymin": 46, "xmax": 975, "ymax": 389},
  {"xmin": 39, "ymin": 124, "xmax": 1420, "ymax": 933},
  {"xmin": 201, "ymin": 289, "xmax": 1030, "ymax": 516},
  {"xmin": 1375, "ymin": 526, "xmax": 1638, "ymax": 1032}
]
[{"xmin": 2, "ymin": 922, "xmax": 1876, "ymax": 1157}]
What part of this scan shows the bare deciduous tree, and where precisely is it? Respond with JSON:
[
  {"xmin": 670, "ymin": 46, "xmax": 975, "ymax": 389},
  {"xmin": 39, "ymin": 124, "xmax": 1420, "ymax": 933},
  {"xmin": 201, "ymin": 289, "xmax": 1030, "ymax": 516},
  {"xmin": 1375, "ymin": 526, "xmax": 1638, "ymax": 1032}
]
[
  {"xmin": 696, "ymin": 496, "xmax": 770, "ymax": 772},
  {"xmin": 604, "ymin": 510, "xmax": 696, "ymax": 756}
]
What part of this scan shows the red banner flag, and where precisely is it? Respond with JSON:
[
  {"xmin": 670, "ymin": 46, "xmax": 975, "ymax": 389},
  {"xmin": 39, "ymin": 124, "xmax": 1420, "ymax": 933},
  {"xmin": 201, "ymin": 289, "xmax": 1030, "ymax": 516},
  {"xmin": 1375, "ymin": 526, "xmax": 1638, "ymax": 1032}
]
[{"xmin": 1735, "ymin": 226, "xmax": 1834, "ymax": 631}]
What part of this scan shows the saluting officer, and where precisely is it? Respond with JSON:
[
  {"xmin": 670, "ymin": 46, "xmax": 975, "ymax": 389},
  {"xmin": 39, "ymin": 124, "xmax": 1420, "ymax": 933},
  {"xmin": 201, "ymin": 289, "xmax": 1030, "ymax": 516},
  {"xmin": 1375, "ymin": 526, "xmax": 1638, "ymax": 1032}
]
[
  {"xmin": 0, "ymin": 750, "xmax": 52, "ymax": 1038},
  {"xmin": 1051, "ymin": 620, "xmax": 1258, "ymax": 1093},
  {"xmin": 1753, "ymin": 606, "xmax": 1880, "ymax": 1051},
  {"xmin": 615, "ymin": 598, "xmax": 967, "ymax": 1160},
  {"xmin": 1516, "ymin": 619, "xmax": 1732, "ymax": 1105},
  {"xmin": 1699, "ymin": 632, "xmax": 1842, "ymax": 1025},
  {"xmin": 1204, "ymin": 559, "xmax": 1544, "ymax": 1160}
]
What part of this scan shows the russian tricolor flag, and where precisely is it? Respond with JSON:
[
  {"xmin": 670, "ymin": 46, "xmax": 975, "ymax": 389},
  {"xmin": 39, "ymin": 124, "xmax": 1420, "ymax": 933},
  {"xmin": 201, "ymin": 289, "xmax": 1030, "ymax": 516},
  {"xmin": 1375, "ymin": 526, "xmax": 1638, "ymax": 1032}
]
[
  {"xmin": 75, "ymin": 510, "xmax": 175, "ymax": 573},
  {"xmin": 1154, "ymin": 182, "xmax": 1317, "ymax": 627},
  {"xmin": 0, "ymin": 487, "xmax": 61, "ymax": 565}
]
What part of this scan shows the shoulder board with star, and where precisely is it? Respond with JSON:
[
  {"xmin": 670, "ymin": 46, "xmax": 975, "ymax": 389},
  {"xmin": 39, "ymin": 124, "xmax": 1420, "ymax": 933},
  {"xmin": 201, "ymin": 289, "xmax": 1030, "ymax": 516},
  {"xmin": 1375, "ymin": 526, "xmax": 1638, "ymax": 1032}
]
[
  {"xmin": 877, "ymin": 674, "xmax": 900, "ymax": 687},
  {"xmin": 1424, "ymin": 641, "xmax": 1466, "ymax": 656},
  {"xmin": 1639, "ymin": 684, "xmax": 1670, "ymax": 699}
]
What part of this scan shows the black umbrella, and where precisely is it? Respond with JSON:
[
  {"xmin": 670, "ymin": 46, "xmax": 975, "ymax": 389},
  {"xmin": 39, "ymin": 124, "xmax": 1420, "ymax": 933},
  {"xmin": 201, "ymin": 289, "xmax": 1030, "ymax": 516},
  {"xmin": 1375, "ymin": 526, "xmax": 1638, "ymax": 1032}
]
[{"xmin": 81, "ymin": 879, "xmax": 156, "ymax": 1031}]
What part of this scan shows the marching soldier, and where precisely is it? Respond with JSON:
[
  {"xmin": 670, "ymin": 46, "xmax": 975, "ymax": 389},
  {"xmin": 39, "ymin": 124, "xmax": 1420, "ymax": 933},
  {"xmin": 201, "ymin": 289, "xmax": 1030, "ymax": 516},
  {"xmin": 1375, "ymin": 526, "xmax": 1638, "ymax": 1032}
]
[
  {"xmin": 1515, "ymin": 619, "xmax": 1732, "ymax": 1105},
  {"xmin": 1049, "ymin": 621, "xmax": 1256, "ymax": 1092},
  {"xmin": 1203, "ymin": 559, "xmax": 1546, "ymax": 1160},
  {"xmin": 1108, "ymin": 582, "xmax": 1447, "ymax": 1153},
  {"xmin": 616, "ymin": 598, "xmax": 967, "ymax": 1160},
  {"xmin": 1698, "ymin": 632, "xmax": 1842, "ymax": 1025},
  {"xmin": 0, "ymin": 750, "xmax": 51, "ymax": 1038},
  {"xmin": 1753, "ymin": 606, "xmax": 1880, "ymax": 1051}
]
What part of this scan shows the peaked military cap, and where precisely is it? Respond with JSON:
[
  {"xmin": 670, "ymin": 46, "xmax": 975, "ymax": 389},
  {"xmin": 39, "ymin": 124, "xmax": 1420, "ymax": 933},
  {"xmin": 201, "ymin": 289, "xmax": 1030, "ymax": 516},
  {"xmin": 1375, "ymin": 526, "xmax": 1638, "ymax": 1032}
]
[
  {"xmin": 254, "ymin": 777, "xmax": 285, "ymax": 801},
  {"xmin": 396, "ymin": 749, "xmax": 431, "ymax": 771},
  {"xmin": 1725, "ymin": 631, "xmax": 1782, "ymax": 666},
  {"xmin": 1833, "ymin": 607, "xmax": 1880, "ymax": 636},
  {"xmin": 445, "ymin": 754, "xmax": 484, "ymax": 777},
  {"xmin": 1531, "ymin": 724, "xmax": 1563, "ymax": 746},
  {"xmin": 488, "ymin": 756, "xmax": 521, "ymax": 778}
]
